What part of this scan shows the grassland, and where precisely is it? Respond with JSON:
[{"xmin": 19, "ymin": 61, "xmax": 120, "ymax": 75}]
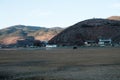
[{"xmin": 0, "ymin": 47, "xmax": 120, "ymax": 80}]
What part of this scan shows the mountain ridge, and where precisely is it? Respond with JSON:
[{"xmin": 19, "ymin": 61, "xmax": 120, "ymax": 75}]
[
  {"xmin": 49, "ymin": 18, "xmax": 120, "ymax": 46},
  {"xmin": 107, "ymin": 16, "xmax": 120, "ymax": 21},
  {"xmin": 0, "ymin": 25, "xmax": 63, "ymax": 45}
]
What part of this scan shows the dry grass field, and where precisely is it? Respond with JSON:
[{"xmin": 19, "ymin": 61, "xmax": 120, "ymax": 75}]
[{"xmin": 0, "ymin": 47, "xmax": 120, "ymax": 80}]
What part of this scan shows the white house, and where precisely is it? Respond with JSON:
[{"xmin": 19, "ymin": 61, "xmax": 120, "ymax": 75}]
[
  {"xmin": 98, "ymin": 38, "xmax": 112, "ymax": 46},
  {"xmin": 46, "ymin": 45, "xmax": 57, "ymax": 48}
]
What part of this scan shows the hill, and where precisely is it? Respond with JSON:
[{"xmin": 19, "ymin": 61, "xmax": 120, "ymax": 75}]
[
  {"xmin": 107, "ymin": 16, "xmax": 120, "ymax": 21},
  {"xmin": 0, "ymin": 25, "xmax": 63, "ymax": 45},
  {"xmin": 49, "ymin": 18, "xmax": 120, "ymax": 46}
]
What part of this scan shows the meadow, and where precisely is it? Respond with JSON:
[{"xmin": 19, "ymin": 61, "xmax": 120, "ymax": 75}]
[{"xmin": 0, "ymin": 47, "xmax": 120, "ymax": 80}]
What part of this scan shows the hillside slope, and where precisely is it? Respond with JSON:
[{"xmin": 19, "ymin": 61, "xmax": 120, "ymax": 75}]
[
  {"xmin": 49, "ymin": 18, "xmax": 120, "ymax": 46},
  {"xmin": 107, "ymin": 16, "xmax": 120, "ymax": 21},
  {"xmin": 0, "ymin": 25, "xmax": 63, "ymax": 45}
]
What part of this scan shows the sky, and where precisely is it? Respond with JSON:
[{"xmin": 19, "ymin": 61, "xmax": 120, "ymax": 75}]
[{"xmin": 0, "ymin": 0, "xmax": 120, "ymax": 29}]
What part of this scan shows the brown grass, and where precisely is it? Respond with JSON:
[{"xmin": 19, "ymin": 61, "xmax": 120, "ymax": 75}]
[{"xmin": 0, "ymin": 47, "xmax": 120, "ymax": 80}]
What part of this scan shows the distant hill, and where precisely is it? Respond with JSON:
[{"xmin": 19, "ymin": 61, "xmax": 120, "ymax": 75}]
[
  {"xmin": 107, "ymin": 16, "xmax": 120, "ymax": 21},
  {"xmin": 0, "ymin": 25, "xmax": 63, "ymax": 45},
  {"xmin": 49, "ymin": 18, "xmax": 120, "ymax": 46}
]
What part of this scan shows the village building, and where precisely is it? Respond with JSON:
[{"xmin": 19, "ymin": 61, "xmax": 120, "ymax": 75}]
[
  {"xmin": 84, "ymin": 40, "xmax": 96, "ymax": 46},
  {"xmin": 46, "ymin": 44, "xmax": 57, "ymax": 48},
  {"xmin": 98, "ymin": 38, "xmax": 112, "ymax": 46}
]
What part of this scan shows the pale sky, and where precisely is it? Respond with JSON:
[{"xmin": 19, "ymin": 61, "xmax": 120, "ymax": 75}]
[{"xmin": 0, "ymin": 0, "xmax": 120, "ymax": 29}]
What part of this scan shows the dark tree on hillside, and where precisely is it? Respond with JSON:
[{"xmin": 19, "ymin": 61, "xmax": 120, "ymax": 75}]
[{"xmin": 34, "ymin": 40, "xmax": 42, "ymax": 47}]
